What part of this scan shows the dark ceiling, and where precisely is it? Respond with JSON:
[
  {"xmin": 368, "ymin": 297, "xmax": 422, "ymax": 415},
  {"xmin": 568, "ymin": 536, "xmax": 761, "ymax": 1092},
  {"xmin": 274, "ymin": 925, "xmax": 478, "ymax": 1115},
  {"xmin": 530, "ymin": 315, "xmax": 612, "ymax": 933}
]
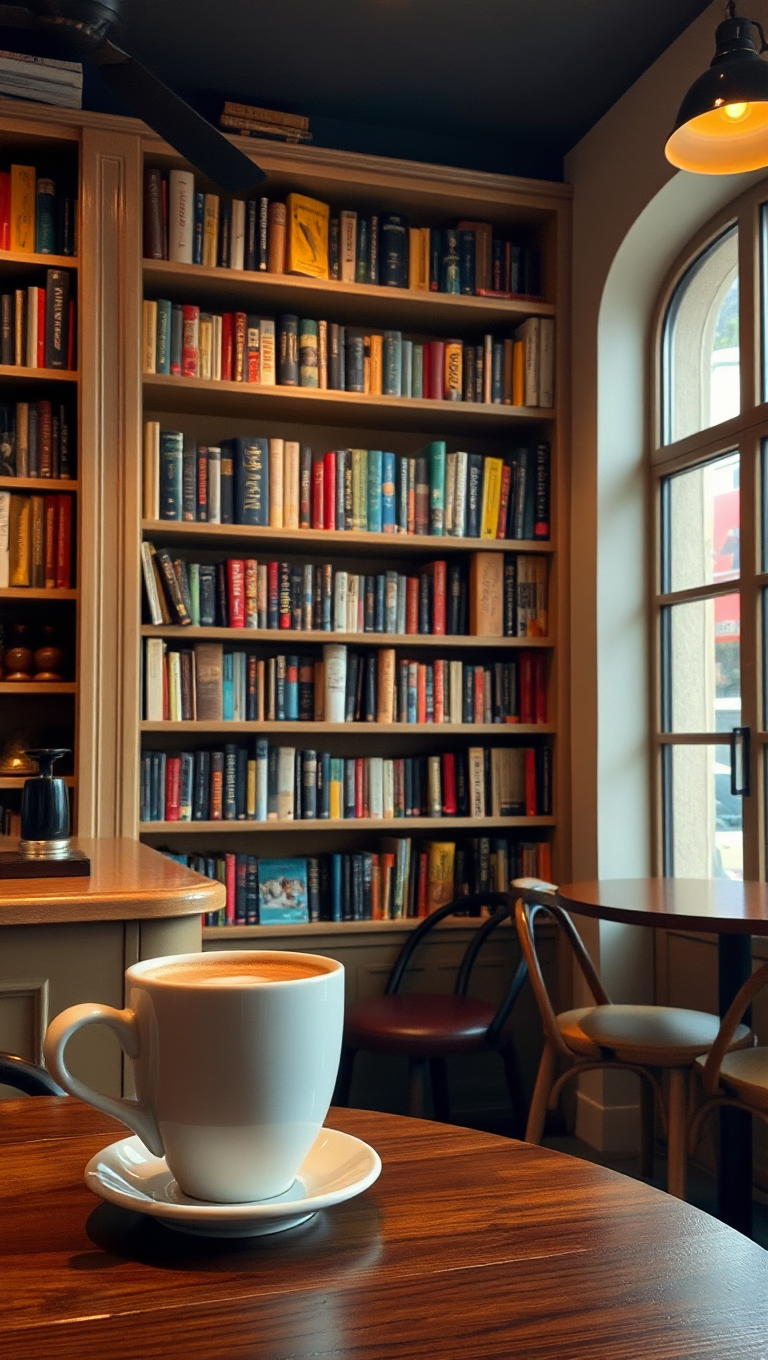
[{"xmin": 61, "ymin": 0, "xmax": 719, "ymax": 178}]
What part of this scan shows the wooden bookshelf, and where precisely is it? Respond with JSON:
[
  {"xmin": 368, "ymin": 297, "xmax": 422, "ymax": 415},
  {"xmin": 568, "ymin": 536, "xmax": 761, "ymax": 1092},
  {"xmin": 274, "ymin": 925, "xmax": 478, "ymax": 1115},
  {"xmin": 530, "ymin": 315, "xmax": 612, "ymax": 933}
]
[
  {"xmin": 0, "ymin": 365, "xmax": 78, "ymax": 383},
  {"xmin": 0, "ymin": 586, "xmax": 77, "ymax": 600},
  {"xmin": 142, "ymin": 816, "xmax": 556, "ymax": 835},
  {"xmin": 0, "ymin": 477, "xmax": 78, "ymax": 491},
  {"xmin": 142, "ymin": 519, "xmax": 553, "ymax": 556},
  {"xmin": 0, "ymin": 775, "xmax": 75, "ymax": 790},
  {"xmin": 141, "ymin": 720, "xmax": 556, "ymax": 736},
  {"xmin": 0, "ymin": 682, "xmax": 76, "ymax": 694},
  {"xmin": 140, "ymin": 624, "xmax": 554, "ymax": 648},
  {"xmin": 0, "ymin": 250, "xmax": 78, "ymax": 271}
]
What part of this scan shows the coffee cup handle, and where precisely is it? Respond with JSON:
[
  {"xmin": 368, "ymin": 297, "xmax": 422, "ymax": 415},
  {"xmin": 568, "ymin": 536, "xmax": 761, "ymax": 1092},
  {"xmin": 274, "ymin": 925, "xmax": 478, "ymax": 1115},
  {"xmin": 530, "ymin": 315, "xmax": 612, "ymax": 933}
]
[{"xmin": 43, "ymin": 1003, "xmax": 164, "ymax": 1157}]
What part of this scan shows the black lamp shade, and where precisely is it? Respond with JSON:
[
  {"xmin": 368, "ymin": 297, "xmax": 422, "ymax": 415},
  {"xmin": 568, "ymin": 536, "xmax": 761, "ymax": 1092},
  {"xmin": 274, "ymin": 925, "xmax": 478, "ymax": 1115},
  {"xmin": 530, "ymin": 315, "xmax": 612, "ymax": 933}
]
[{"xmin": 666, "ymin": 15, "xmax": 768, "ymax": 173}]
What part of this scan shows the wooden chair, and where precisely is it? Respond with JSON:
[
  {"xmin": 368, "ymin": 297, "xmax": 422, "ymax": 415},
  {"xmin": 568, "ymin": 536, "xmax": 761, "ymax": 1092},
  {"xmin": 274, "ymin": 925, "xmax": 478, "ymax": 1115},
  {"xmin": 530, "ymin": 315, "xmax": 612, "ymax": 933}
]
[
  {"xmin": 689, "ymin": 960, "xmax": 767, "ymax": 1154},
  {"xmin": 513, "ymin": 879, "xmax": 752, "ymax": 1199},
  {"xmin": 335, "ymin": 892, "xmax": 529, "ymax": 1130},
  {"xmin": 0, "ymin": 1053, "xmax": 65, "ymax": 1096}
]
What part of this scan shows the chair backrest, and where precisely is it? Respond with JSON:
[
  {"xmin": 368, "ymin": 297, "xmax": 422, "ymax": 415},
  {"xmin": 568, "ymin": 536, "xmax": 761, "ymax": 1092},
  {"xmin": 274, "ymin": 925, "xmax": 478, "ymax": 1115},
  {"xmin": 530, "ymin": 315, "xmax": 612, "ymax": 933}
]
[
  {"xmin": 512, "ymin": 879, "xmax": 612, "ymax": 1059},
  {"xmin": 700, "ymin": 959, "xmax": 768, "ymax": 1096},
  {"xmin": 0, "ymin": 1053, "xmax": 65, "ymax": 1097},
  {"xmin": 385, "ymin": 892, "xmax": 509, "ymax": 994}
]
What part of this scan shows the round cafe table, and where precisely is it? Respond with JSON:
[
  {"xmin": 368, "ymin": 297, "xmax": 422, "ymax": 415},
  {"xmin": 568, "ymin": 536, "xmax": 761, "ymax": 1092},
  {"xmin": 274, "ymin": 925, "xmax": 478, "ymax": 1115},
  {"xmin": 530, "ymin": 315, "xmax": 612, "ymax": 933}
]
[
  {"xmin": 2, "ymin": 1099, "xmax": 767, "ymax": 1359},
  {"xmin": 557, "ymin": 878, "xmax": 768, "ymax": 1237}
]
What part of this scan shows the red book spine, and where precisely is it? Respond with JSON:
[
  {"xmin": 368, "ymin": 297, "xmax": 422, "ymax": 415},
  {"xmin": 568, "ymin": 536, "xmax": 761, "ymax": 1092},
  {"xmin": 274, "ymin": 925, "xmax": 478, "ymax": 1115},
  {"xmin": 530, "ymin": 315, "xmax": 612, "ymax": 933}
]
[
  {"xmin": 355, "ymin": 758, "xmax": 364, "ymax": 819},
  {"xmin": 431, "ymin": 559, "xmax": 446, "ymax": 635},
  {"xmin": 519, "ymin": 651, "xmax": 534, "ymax": 725},
  {"xmin": 224, "ymin": 852, "xmax": 236, "ymax": 924},
  {"xmin": 534, "ymin": 651, "xmax": 547, "ymax": 724},
  {"xmin": 67, "ymin": 298, "xmax": 76, "ymax": 370},
  {"xmin": 525, "ymin": 748, "xmax": 537, "ymax": 817},
  {"xmin": 323, "ymin": 450, "xmax": 336, "ymax": 530},
  {"xmin": 267, "ymin": 560, "xmax": 278, "ymax": 623},
  {"xmin": 234, "ymin": 311, "xmax": 247, "ymax": 382},
  {"xmin": 0, "ymin": 171, "xmax": 10, "ymax": 250},
  {"xmin": 44, "ymin": 495, "xmax": 57, "ymax": 588},
  {"xmin": 210, "ymin": 763, "xmax": 223, "ymax": 820},
  {"xmin": 312, "ymin": 459, "xmax": 324, "ymax": 528},
  {"xmin": 221, "ymin": 312, "xmax": 234, "ymax": 381},
  {"xmin": 182, "ymin": 304, "xmax": 199, "ymax": 377},
  {"xmin": 496, "ymin": 463, "xmax": 512, "ymax": 539},
  {"xmin": 417, "ymin": 664, "xmax": 427, "ymax": 724},
  {"xmin": 441, "ymin": 752, "xmax": 457, "ymax": 815},
  {"xmin": 434, "ymin": 658, "xmax": 445, "ymax": 724},
  {"xmin": 418, "ymin": 851, "xmax": 429, "ymax": 917},
  {"xmin": 421, "ymin": 342, "xmax": 432, "ymax": 399},
  {"xmin": 165, "ymin": 755, "xmax": 181, "ymax": 820},
  {"xmin": 474, "ymin": 666, "xmax": 484, "ymax": 725},
  {"xmin": 428, "ymin": 341, "xmax": 444, "ymax": 401},
  {"xmin": 37, "ymin": 289, "xmax": 46, "ymax": 368},
  {"xmin": 227, "ymin": 559, "xmax": 246, "ymax": 627},
  {"xmin": 405, "ymin": 577, "xmax": 419, "ymax": 634},
  {"xmin": 55, "ymin": 494, "xmax": 72, "ymax": 588}
]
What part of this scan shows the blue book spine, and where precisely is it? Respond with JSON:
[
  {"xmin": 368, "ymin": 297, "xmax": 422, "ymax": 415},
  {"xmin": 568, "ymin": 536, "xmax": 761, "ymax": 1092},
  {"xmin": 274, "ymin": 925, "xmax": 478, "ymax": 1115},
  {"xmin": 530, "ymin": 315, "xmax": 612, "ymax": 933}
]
[
  {"xmin": 380, "ymin": 213, "xmax": 408, "ymax": 288},
  {"xmin": 159, "ymin": 431, "xmax": 183, "ymax": 520},
  {"xmin": 397, "ymin": 456, "xmax": 408, "ymax": 533},
  {"xmin": 383, "ymin": 331, "xmax": 402, "ymax": 396},
  {"xmin": 35, "ymin": 179, "xmax": 56, "ymax": 254},
  {"xmin": 412, "ymin": 344, "xmax": 424, "ymax": 399},
  {"xmin": 223, "ymin": 744, "xmax": 238, "ymax": 819},
  {"xmin": 234, "ymin": 437, "xmax": 269, "ymax": 525},
  {"xmin": 223, "ymin": 653, "xmax": 234, "ymax": 720},
  {"xmin": 428, "ymin": 441, "xmax": 447, "ymax": 536},
  {"xmin": 235, "ymin": 652, "xmax": 246, "ymax": 720},
  {"xmin": 368, "ymin": 450, "xmax": 383, "ymax": 533},
  {"xmin": 396, "ymin": 574, "xmax": 407, "ymax": 634},
  {"xmin": 492, "ymin": 342, "xmax": 504, "ymax": 403},
  {"xmin": 441, "ymin": 228, "xmax": 460, "ymax": 294},
  {"xmin": 335, "ymin": 449, "xmax": 346, "ymax": 531},
  {"xmin": 170, "ymin": 305, "xmax": 183, "ymax": 374},
  {"xmin": 374, "ymin": 574, "xmax": 385, "ymax": 632},
  {"xmin": 255, "ymin": 739, "xmax": 268, "ymax": 821},
  {"xmin": 430, "ymin": 229, "xmax": 441, "ymax": 290},
  {"xmin": 156, "ymin": 299, "xmax": 172, "ymax": 375},
  {"xmin": 320, "ymin": 752, "xmax": 331, "ymax": 818},
  {"xmin": 286, "ymin": 655, "xmax": 299, "ymax": 720},
  {"xmin": 345, "ymin": 331, "xmax": 365, "ymax": 393},
  {"xmin": 199, "ymin": 564, "xmax": 216, "ymax": 624},
  {"xmin": 401, "ymin": 340, "xmax": 413, "ymax": 397},
  {"xmin": 188, "ymin": 563, "xmax": 201, "ymax": 625},
  {"xmin": 407, "ymin": 666, "xmax": 418, "ymax": 723},
  {"xmin": 331, "ymin": 853, "xmax": 343, "ymax": 921},
  {"xmin": 459, "ymin": 229, "xmax": 476, "ymax": 295},
  {"xmin": 193, "ymin": 192, "xmax": 204, "ymax": 265},
  {"xmin": 182, "ymin": 441, "xmax": 196, "ymax": 521},
  {"xmin": 179, "ymin": 752, "xmax": 194, "ymax": 821},
  {"xmin": 381, "ymin": 451, "xmax": 396, "ymax": 532}
]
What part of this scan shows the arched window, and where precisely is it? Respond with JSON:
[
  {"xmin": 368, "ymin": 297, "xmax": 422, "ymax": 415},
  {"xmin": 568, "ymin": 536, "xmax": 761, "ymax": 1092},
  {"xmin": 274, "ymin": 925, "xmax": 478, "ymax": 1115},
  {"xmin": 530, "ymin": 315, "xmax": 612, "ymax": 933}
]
[{"xmin": 653, "ymin": 190, "xmax": 767, "ymax": 883}]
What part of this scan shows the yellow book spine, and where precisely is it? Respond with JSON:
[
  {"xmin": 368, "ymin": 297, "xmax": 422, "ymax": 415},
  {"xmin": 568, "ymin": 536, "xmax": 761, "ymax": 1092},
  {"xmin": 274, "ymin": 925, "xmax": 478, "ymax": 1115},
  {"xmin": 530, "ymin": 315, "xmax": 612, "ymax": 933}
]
[
  {"xmin": 202, "ymin": 194, "xmax": 219, "ymax": 267},
  {"xmin": 426, "ymin": 842, "xmax": 456, "ymax": 913},
  {"xmin": 9, "ymin": 493, "xmax": 31, "ymax": 586},
  {"xmin": 285, "ymin": 193, "xmax": 329, "ymax": 279},
  {"xmin": 30, "ymin": 493, "xmax": 44, "ymax": 587},
  {"xmin": 512, "ymin": 339, "xmax": 525, "ymax": 406},
  {"xmin": 480, "ymin": 458, "xmax": 503, "ymax": 539},
  {"xmin": 142, "ymin": 299, "xmax": 157, "ymax": 374},
  {"xmin": 329, "ymin": 777, "xmax": 342, "ymax": 820},
  {"xmin": 419, "ymin": 227, "xmax": 431, "ymax": 290},
  {"xmin": 10, "ymin": 165, "xmax": 35, "ymax": 252},
  {"xmin": 370, "ymin": 333, "xmax": 383, "ymax": 395},
  {"xmin": 283, "ymin": 440, "xmax": 300, "ymax": 528},
  {"xmin": 408, "ymin": 228, "xmax": 420, "ymax": 291}
]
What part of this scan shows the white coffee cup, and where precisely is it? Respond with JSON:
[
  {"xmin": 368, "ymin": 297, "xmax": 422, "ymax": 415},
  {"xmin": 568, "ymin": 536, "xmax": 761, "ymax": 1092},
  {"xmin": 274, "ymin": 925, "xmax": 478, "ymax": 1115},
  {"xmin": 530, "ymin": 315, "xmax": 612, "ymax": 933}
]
[{"xmin": 43, "ymin": 950, "xmax": 345, "ymax": 1204}]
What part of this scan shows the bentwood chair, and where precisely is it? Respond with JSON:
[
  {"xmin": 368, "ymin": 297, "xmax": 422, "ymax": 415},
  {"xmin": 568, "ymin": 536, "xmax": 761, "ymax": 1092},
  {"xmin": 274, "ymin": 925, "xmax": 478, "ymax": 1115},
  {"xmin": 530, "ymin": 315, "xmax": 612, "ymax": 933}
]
[
  {"xmin": 689, "ymin": 961, "xmax": 767, "ymax": 1154},
  {"xmin": 335, "ymin": 892, "xmax": 529, "ymax": 1130},
  {"xmin": 513, "ymin": 879, "xmax": 752, "ymax": 1199},
  {"xmin": 0, "ymin": 1053, "xmax": 65, "ymax": 1096}
]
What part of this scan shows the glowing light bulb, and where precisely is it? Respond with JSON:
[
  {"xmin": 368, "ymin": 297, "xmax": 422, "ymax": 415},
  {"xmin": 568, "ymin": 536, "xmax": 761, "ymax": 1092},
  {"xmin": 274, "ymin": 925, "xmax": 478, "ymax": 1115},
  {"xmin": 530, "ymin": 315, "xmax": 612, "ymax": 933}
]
[{"xmin": 723, "ymin": 101, "xmax": 751, "ymax": 121}]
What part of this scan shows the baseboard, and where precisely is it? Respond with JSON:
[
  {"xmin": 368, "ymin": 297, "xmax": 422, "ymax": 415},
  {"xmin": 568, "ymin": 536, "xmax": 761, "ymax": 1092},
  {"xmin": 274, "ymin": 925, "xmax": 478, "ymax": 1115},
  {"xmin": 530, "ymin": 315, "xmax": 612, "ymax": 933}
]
[{"xmin": 575, "ymin": 1089, "xmax": 641, "ymax": 1155}]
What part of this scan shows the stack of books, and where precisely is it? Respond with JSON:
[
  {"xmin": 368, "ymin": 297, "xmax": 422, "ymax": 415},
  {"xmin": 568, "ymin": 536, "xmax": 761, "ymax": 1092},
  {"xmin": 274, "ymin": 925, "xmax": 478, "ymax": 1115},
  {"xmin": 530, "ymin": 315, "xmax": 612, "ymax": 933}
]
[
  {"xmin": 0, "ymin": 51, "xmax": 83, "ymax": 111},
  {"xmin": 219, "ymin": 102, "xmax": 311, "ymax": 144}
]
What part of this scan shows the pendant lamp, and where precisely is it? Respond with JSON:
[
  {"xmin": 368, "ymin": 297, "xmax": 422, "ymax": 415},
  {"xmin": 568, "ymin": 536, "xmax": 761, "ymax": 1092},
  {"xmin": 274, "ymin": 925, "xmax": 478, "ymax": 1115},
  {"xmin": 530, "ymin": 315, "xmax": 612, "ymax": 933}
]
[{"xmin": 666, "ymin": 1, "xmax": 768, "ymax": 173}]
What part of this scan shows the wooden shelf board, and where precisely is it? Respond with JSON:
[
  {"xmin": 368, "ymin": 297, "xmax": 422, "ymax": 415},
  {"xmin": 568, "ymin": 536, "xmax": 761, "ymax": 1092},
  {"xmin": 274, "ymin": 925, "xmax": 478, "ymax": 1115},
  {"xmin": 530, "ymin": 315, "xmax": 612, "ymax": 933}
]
[
  {"xmin": 141, "ymin": 720, "xmax": 555, "ymax": 735},
  {"xmin": 143, "ymin": 258, "xmax": 555, "ymax": 331},
  {"xmin": 141, "ymin": 815, "xmax": 555, "ymax": 834},
  {"xmin": 204, "ymin": 916, "xmax": 501, "ymax": 938},
  {"xmin": 0, "ymin": 477, "xmax": 78, "ymax": 491},
  {"xmin": 141, "ymin": 520, "xmax": 553, "ymax": 556},
  {"xmin": 0, "ymin": 774, "xmax": 75, "ymax": 789},
  {"xmin": 0, "ymin": 250, "xmax": 78, "ymax": 270},
  {"xmin": 0, "ymin": 365, "xmax": 78, "ymax": 383},
  {"xmin": 143, "ymin": 372, "xmax": 554, "ymax": 433},
  {"xmin": 0, "ymin": 586, "xmax": 76, "ymax": 600},
  {"xmin": 0, "ymin": 682, "xmax": 75, "ymax": 694},
  {"xmin": 140, "ymin": 624, "xmax": 554, "ymax": 648}
]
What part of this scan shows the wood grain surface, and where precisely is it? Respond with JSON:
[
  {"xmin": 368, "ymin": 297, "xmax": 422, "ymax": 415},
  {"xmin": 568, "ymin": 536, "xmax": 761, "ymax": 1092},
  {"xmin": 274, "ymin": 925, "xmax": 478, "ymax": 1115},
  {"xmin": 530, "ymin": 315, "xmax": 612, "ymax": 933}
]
[
  {"xmin": 0, "ymin": 839, "xmax": 225, "ymax": 924},
  {"xmin": 558, "ymin": 878, "xmax": 768, "ymax": 935},
  {"xmin": 1, "ymin": 1099, "xmax": 766, "ymax": 1359}
]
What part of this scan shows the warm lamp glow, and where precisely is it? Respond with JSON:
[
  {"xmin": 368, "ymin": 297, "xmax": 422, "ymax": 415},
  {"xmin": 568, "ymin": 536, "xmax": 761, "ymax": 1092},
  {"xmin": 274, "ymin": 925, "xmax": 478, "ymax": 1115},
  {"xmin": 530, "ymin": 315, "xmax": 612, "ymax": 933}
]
[
  {"xmin": 666, "ymin": 9, "xmax": 768, "ymax": 174},
  {"xmin": 723, "ymin": 100, "xmax": 750, "ymax": 119}
]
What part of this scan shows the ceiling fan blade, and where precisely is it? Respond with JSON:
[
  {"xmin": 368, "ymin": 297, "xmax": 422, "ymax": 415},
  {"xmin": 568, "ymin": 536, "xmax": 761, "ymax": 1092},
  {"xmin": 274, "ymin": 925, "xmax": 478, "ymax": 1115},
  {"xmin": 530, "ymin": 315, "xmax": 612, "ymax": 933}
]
[{"xmin": 95, "ymin": 41, "xmax": 265, "ymax": 195}]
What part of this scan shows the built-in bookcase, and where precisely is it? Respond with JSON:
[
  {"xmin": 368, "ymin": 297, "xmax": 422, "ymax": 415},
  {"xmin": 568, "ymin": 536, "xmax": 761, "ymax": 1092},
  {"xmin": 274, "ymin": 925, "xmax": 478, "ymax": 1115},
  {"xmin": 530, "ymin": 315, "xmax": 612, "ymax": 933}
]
[
  {"xmin": 134, "ymin": 138, "xmax": 571, "ymax": 934},
  {"xmin": 0, "ymin": 117, "xmax": 80, "ymax": 834}
]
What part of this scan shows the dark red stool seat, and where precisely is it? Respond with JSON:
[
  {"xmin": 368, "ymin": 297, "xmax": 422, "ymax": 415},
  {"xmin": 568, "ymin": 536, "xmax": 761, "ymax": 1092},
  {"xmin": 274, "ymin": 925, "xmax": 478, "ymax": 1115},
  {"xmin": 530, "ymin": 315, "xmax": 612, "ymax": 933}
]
[{"xmin": 345, "ymin": 994, "xmax": 498, "ymax": 1057}]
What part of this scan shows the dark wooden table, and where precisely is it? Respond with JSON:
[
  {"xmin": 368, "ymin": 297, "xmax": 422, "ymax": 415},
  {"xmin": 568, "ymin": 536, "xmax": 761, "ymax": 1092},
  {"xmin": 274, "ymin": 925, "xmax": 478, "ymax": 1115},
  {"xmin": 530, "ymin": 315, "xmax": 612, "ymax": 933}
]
[
  {"xmin": 558, "ymin": 878, "xmax": 768, "ymax": 1236},
  {"xmin": 3, "ymin": 1098, "xmax": 768, "ymax": 1359}
]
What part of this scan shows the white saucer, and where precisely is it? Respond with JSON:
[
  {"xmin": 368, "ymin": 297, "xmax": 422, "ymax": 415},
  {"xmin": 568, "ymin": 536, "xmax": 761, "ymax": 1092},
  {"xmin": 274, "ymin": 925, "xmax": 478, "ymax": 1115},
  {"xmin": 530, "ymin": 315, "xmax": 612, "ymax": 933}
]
[{"xmin": 85, "ymin": 1128, "xmax": 381, "ymax": 1237}]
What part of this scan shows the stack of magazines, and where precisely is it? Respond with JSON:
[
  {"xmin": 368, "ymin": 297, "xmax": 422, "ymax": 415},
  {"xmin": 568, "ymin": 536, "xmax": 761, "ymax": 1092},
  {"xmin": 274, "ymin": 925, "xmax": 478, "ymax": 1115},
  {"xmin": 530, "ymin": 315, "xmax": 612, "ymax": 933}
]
[{"xmin": 0, "ymin": 50, "xmax": 83, "ymax": 109}]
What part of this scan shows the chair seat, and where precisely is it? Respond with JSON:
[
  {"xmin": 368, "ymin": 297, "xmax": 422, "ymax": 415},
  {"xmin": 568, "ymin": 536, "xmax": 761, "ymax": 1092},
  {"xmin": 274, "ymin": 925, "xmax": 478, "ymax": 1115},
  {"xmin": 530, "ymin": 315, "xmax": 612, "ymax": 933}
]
[
  {"xmin": 557, "ymin": 1005, "xmax": 752, "ymax": 1066},
  {"xmin": 344, "ymin": 993, "xmax": 498, "ymax": 1056},
  {"xmin": 695, "ymin": 1047, "xmax": 768, "ymax": 1112}
]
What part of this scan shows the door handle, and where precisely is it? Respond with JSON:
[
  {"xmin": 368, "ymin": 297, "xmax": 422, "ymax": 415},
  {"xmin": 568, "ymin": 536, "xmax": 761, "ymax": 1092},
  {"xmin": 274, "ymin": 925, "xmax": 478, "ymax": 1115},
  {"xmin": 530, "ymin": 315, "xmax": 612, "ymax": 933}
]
[{"xmin": 730, "ymin": 726, "xmax": 750, "ymax": 797}]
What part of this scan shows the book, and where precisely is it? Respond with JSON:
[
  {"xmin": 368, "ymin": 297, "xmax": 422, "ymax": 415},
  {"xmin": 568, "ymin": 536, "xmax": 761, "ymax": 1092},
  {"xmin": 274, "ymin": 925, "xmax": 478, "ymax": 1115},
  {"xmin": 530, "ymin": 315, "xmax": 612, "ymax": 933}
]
[
  {"xmin": 286, "ymin": 194, "xmax": 329, "ymax": 279},
  {"xmin": 469, "ymin": 552, "xmax": 504, "ymax": 636},
  {"xmin": 258, "ymin": 858, "xmax": 310, "ymax": 924}
]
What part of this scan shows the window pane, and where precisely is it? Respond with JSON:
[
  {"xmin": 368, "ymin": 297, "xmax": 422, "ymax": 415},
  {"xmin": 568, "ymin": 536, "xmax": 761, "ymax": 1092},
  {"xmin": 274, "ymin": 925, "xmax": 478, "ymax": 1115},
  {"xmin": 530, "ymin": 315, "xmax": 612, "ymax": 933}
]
[
  {"xmin": 663, "ymin": 451, "xmax": 739, "ymax": 592},
  {"xmin": 665, "ymin": 743, "xmax": 743, "ymax": 880},
  {"xmin": 663, "ymin": 226, "xmax": 739, "ymax": 444},
  {"xmin": 665, "ymin": 594, "xmax": 741, "ymax": 732}
]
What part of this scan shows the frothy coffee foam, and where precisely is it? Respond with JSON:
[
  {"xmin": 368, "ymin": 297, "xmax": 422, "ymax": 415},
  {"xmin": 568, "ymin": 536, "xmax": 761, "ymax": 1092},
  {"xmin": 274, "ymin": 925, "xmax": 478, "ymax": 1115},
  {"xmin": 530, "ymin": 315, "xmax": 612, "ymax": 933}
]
[{"xmin": 146, "ymin": 957, "xmax": 326, "ymax": 985}]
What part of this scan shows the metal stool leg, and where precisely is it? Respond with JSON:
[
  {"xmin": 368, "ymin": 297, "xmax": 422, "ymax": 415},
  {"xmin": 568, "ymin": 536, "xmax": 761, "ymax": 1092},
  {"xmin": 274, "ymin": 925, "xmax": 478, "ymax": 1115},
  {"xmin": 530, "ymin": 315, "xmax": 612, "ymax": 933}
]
[{"xmin": 407, "ymin": 1057, "xmax": 428, "ymax": 1117}]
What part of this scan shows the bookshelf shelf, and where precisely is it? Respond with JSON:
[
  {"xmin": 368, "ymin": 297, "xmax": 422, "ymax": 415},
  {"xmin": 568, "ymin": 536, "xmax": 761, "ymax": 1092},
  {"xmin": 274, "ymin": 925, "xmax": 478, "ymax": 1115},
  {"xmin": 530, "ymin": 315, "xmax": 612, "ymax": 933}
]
[
  {"xmin": 0, "ymin": 250, "xmax": 78, "ymax": 272},
  {"xmin": 142, "ymin": 520, "xmax": 554, "ymax": 557},
  {"xmin": 0, "ymin": 477, "xmax": 78, "ymax": 491},
  {"xmin": 0, "ymin": 775, "xmax": 75, "ymax": 789},
  {"xmin": 0, "ymin": 587, "xmax": 77, "ymax": 600},
  {"xmin": 141, "ymin": 720, "xmax": 556, "ymax": 736},
  {"xmin": 204, "ymin": 916, "xmax": 500, "ymax": 938},
  {"xmin": 0, "ymin": 682, "xmax": 76, "ymax": 694},
  {"xmin": 141, "ymin": 815, "xmax": 556, "ymax": 835},
  {"xmin": 143, "ymin": 258, "xmax": 556, "ymax": 332},
  {"xmin": 0, "ymin": 365, "xmax": 78, "ymax": 384},
  {"xmin": 140, "ymin": 624, "xmax": 554, "ymax": 649},
  {"xmin": 142, "ymin": 373, "xmax": 553, "ymax": 434}
]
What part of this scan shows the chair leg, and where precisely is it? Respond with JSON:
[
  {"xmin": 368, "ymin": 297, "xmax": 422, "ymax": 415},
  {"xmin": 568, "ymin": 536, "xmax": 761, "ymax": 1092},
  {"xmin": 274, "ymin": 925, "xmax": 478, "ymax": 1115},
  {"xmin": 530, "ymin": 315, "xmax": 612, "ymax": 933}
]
[
  {"xmin": 429, "ymin": 1058, "xmax": 451, "ymax": 1123},
  {"xmin": 525, "ymin": 1041, "xmax": 557, "ymax": 1144},
  {"xmin": 666, "ymin": 1067, "xmax": 689, "ymax": 1201},
  {"xmin": 334, "ymin": 1045, "xmax": 356, "ymax": 1107},
  {"xmin": 639, "ymin": 1074, "xmax": 655, "ymax": 1180},
  {"xmin": 407, "ymin": 1057, "xmax": 428, "ymax": 1118},
  {"xmin": 500, "ymin": 1041, "xmax": 528, "ymax": 1140}
]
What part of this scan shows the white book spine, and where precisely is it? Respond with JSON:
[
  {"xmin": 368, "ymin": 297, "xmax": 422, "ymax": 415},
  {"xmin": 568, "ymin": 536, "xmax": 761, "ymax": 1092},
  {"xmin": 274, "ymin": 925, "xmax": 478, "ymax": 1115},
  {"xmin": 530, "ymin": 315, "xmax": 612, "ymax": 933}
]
[
  {"xmin": 323, "ymin": 644, "xmax": 347, "ymax": 722},
  {"xmin": 346, "ymin": 573, "xmax": 359, "ymax": 633},
  {"xmin": 334, "ymin": 570, "xmax": 348, "ymax": 632},
  {"xmin": 167, "ymin": 650, "xmax": 182, "ymax": 722},
  {"xmin": 140, "ymin": 541, "xmax": 163, "ymax": 625},
  {"xmin": 142, "ymin": 420, "xmax": 160, "ymax": 520},
  {"xmin": 277, "ymin": 747, "xmax": 296, "ymax": 820},
  {"xmin": 0, "ymin": 490, "xmax": 10, "ymax": 588},
  {"xmin": 369, "ymin": 757, "xmax": 384, "ymax": 817},
  {"xmin": 230, "ymin": 199, "xmax": 246, "ymax": 271},
  {"xmin": 382, "ymin": 759, "xmax": 394, "ymax": 818},
  {"xmin": 340, "ymin": 210, "xmax": 357, "ymax": 282},
  {"xmin": 427, "ymin": 755, "xmax": 442, "ymax": 816},
  {"xmin": 145, "ymin": 637, "xmax": 165, "ymax": 721},
  {"xmin": 207, "ymin": 446, "xmax": 221, "ymax": 523},
  {"xmin": 255, "ymin": 744, "xmax": 268, "ymax": 821},
  {"xmin": 453, "ymin": 451, "xmax": 468, "ymax": 537},
  {"xmin": 539, "ymin": 317, "xmax": 555, "ymax": 407},
  {"xmin": 283, "ymin": 440, "xmax": 300, "ymax": 528},
  {"xmin": 445, "ymin": 452, "xmax": 457, "ymax": 535},
  {"xmin": 169, "ymin": 169, "xmax": 194, "ymax": 264},
  {"xmin": 268, "ymin": 438, "xmax": 284, "ymax": 527},
  {"xmin": 260, "ymin": 319, "xmax": 276, "ymax": 385},
  {"xmin": 449, "ymin": 660, "xmax": 463, "ymax": 724}
]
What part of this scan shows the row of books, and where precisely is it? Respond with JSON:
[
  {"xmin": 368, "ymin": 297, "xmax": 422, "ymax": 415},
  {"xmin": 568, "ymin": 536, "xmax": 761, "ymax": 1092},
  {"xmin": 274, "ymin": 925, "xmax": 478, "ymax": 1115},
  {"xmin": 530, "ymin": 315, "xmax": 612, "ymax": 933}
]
[
  {"xmin": 144, "ymin": 638, "xmax": 548, "ymax": 726},
  {"xmin": 0, "ymin": 401, "xmax": 74, "ymax": 478},
  {"xmin": 0, "ymin": 274, "xmax": 75, "ymax": 370},
  {"xmin": 219, "ymin": 101, "xmax": 311, "ymax": 145},
  {"xmin": 144, "ymin": 171, "xmax": 541, "ymax": 298},
  {"xmin": 0, "ymin": 491, "xmax": 74, "ymax": 588},
  {"xmin": 0, "ymin": 803, "xmax": 20, "ymax": 838},
  {"xmin": 142, "ymin": 299, "xmax": 554, "ymax": 407},
  {"xmin": 163, "ymin": 837, "xmax": 552, "ymax": 926},
  {"xmin": 140, "ymin": 743, "xmax": 553, "ymax": 823},
  {"xmin": 146, "ymin": 428, "xmax": 551, "ymax": 541},
  {"xmin": 142, "ymin": 546, "xmax": 548, "ymax": 639},
  {"xmin": 0, "ymin": 164, "xmax": 77, "ymax": 255}
]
